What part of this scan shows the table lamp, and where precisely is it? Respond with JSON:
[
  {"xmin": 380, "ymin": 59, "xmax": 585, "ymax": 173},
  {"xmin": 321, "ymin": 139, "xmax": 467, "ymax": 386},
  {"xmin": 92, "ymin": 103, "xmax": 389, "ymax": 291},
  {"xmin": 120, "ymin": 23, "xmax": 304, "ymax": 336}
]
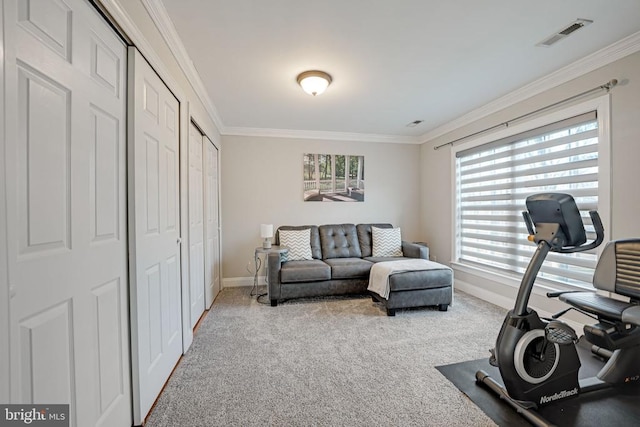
[{"xmin": 260, "ymin": 224, "xmax": 273, "ymax": 249}]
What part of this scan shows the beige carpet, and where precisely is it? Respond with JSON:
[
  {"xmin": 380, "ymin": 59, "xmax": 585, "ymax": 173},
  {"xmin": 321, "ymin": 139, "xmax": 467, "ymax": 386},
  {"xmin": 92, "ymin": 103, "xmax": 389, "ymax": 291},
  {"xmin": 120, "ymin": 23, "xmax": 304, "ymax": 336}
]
[{"xmin": 145, "ymin": 287, "xmax": 507, "ymax": 426}]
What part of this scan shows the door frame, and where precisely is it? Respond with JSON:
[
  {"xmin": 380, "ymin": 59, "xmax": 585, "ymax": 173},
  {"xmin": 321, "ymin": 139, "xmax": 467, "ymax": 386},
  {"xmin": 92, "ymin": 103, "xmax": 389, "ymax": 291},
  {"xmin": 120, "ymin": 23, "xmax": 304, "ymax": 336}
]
[
  {"xmin": 177, "ymin": 88, "xmax": 193, "ymax": 352},
  {"xmin": 203, "ymin": 134, "xmax": 221, "ymax": 307},
  {"xmin": 187, "ymin": 119, "xmax": 205, "ymax": 326},
  {"xmin": 0, "ymin": 0, "xmax": 10, "ymax": 405}
]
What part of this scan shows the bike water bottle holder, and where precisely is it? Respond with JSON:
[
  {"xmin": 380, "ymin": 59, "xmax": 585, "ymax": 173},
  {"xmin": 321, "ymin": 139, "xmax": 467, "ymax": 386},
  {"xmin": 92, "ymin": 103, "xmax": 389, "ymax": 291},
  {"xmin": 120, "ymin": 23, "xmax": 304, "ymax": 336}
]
[{"xmin": 545, "ymin": 320, "xmax": 578, "ymax": 345}]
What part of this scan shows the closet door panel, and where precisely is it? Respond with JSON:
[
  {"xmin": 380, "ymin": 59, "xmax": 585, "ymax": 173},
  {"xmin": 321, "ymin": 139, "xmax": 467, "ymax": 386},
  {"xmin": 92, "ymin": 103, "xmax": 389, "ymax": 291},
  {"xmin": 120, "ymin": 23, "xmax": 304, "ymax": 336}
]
[
  {"xmin": 128, "ymin": 46, "xmax": 183, "ymax": 425},
  {"xmin": 5, "ymin": 1, "xmax": 130, "ymax": 426}
]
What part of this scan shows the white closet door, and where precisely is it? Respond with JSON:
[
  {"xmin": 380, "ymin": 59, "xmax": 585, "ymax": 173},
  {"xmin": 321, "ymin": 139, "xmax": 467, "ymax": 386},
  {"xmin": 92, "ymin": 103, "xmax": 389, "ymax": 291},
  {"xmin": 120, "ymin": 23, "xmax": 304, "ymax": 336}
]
[
  {"xmin": 4, "ymin": 0, "xmax": 130, "ymax": 426},
  {"xmin": 128, "ymin": 47, "xmax": 182, "ymax": 425},
  {"xmin": 204, "ymin": 137, "xmax": 221, "ymax": 307},
  {"xmin": 188, "ymin": 122, "xmax": 205, "ymax": 326}
]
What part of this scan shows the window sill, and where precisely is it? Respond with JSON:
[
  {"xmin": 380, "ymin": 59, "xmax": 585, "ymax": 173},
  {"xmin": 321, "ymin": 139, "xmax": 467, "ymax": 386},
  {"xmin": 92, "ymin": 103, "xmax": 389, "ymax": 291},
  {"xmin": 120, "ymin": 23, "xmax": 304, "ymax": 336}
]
[{"xmin": 451, "ymin": 261, "xmax": 593, "ymax": 298}]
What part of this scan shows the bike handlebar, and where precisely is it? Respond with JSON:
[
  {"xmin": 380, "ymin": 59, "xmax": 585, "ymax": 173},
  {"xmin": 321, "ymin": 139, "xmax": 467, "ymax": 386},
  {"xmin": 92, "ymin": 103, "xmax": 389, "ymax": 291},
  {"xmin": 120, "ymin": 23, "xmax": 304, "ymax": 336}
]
[{"xmin": 555, "ymin": 211, "xmax": 604, "ymax": 253}]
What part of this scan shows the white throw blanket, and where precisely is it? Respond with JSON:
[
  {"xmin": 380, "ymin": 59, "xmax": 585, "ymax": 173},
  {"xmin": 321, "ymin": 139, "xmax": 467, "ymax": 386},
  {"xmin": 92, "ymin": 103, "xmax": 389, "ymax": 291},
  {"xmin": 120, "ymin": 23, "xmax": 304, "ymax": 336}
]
[{"xmin": 368, "ymin": 259, "xmax": 451, "ymax": 300}]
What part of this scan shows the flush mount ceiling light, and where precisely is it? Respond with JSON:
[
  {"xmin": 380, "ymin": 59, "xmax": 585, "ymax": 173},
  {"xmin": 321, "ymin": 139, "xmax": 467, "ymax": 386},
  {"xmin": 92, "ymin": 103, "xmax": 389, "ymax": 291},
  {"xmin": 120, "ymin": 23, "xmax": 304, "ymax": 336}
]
[{"xmin": 297, "ymin": 70, "xmax": 332, "ymax": 96}]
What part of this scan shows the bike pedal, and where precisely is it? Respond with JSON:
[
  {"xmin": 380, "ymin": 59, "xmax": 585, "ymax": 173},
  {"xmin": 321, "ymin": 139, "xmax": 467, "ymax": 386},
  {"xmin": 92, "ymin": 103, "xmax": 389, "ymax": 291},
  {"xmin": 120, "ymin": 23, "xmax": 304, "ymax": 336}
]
[{"xmin": 545, "ymin": 320, "xmax": 578, "ymax": 345}]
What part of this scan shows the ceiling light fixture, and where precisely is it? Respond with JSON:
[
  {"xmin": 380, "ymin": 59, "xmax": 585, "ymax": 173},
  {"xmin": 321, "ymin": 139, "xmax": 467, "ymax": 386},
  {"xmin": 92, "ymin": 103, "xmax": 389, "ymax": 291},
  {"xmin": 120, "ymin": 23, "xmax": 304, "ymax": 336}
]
[{"xmin": 297, "ymin": 70, "xmax": 332, "ymax": 96}]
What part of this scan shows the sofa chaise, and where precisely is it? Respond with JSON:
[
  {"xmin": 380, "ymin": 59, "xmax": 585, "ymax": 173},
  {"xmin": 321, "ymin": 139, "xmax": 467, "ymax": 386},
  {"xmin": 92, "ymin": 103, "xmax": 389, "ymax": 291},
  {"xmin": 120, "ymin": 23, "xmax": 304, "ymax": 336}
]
[{"xmin": 267, "ymin": 223, "xmax": 453, "ymax": 315}]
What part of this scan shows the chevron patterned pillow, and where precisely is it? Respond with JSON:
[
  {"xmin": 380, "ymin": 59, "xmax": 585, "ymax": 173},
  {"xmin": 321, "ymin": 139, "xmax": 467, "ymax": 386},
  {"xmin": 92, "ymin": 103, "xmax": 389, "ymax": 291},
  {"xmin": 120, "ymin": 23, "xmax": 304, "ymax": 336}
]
[
  {"xmin": 279, "ymin": 228, "xmax": 313, "ymax": 261},
  {"xmin": 371, "ymin": 226, "xmax": 403, "ymax": 257}
]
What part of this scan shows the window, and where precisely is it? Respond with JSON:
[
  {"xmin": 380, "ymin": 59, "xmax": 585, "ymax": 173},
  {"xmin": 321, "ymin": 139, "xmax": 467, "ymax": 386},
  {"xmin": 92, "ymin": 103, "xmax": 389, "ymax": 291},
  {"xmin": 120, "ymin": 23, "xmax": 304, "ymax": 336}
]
[{"xmin": 455, "ymin": 110, "xmax": 603, "ymax": 288}]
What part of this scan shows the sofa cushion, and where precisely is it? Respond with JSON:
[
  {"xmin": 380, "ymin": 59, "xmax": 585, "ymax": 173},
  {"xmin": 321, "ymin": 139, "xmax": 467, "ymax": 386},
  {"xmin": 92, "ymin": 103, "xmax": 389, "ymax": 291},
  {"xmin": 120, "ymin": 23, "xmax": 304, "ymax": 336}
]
[
  {"xmin": 276, "ymin": 225, "xmax": 322, "ymax": 259},
  {"xmin": 324, "ymin": 258, "xmax": 373, "ymax": 279},
  {"xmin": 279, "ymin": 228, "xmax": 313, "ymax": 261},
  {"xmin": 319, "ymin": 224, "xmax": 362, "ymax": 259},
  {"xmin": 389, "ymin": 267, "xmax": 453, "ymax": 291},
  {"xmin": 372, "ymin": 226, "xmax": 403, "ymax": 257},
  {"xmin": 356, "ymin": 223, "xmax": 393, "ymax": 257},
  {"xmin": 280, "ymin": 260, "xmax": 331, "ymax": 283}
]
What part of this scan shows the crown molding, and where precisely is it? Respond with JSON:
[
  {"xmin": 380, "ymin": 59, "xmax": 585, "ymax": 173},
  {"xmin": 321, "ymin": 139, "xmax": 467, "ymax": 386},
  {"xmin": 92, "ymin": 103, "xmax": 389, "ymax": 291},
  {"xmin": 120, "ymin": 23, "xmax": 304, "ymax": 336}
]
[
  {"xmin": 107, "ymin": 1, "xmax": 640, "ymax": 146},
  {"xmin": 418, "ymin": 30, "xmax": 640, "ymax": 144},
  {"xmin": 141, "ymin": 0, "xmax": 226, "ymax": 134},
  {"xmin": 139, "ymin": 0, "xmax": 421, "ymax": 144},
  {"xmin": 98, "ymin": 0, "xmax": 186, "ymax": 103},
  {"xmin": 223, "ymin": 126, "xmax": 421, "ymax": 144}
]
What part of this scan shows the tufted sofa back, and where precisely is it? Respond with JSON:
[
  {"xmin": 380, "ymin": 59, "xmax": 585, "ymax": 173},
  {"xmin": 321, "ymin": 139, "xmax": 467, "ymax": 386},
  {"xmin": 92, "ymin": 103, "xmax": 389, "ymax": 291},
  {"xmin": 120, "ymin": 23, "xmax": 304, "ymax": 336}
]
[
  {"xmin": 319, "ymin": 224, "xmax": 362, "ymax": 259},
  {"xmin": 276, "ymin": 223, "xmax": 399, "ymax": 260}
]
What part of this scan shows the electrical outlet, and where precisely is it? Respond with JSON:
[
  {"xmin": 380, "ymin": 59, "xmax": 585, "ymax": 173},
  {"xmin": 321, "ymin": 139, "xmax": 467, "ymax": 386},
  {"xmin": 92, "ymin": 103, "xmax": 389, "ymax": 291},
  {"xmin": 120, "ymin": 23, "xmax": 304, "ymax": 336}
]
[{"xmin": 246, "ymin": 259, "xmax": 256, "ymax": 275}]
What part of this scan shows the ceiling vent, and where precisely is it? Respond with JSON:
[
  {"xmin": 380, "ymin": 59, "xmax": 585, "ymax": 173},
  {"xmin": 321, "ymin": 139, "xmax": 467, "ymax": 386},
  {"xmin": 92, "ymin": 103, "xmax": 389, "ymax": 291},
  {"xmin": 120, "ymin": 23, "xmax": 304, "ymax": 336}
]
[{"xmin": 537, "ymin": 19, "xmax": 593, "ymax": 47}]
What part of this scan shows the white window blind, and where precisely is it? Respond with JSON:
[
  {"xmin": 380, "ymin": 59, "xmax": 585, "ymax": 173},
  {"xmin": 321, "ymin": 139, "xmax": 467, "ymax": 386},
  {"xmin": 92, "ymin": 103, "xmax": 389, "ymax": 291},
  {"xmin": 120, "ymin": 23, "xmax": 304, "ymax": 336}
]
[{"xmin": 455, "ymin": 111, "xmax": 599, "ymax": 288}]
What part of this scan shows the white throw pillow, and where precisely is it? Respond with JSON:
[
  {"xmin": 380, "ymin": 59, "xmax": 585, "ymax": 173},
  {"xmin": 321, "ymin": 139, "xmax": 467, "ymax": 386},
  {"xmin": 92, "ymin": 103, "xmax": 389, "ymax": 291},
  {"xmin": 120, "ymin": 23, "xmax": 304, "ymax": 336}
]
[
  {"xmin": 279, "ymin": 228, "xmax": 313, "ymax": 261},
  {"xmin": 371, "ymin": 227, "xmax": 403, "ymax": 257}
]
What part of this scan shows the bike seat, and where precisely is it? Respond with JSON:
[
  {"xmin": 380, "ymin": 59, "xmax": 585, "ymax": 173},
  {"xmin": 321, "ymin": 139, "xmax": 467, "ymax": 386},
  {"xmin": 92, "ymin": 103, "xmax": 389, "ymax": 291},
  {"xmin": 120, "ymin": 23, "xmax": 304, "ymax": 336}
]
[
  {"xmin": 560, "ymin": 239, "xmax": 640, "ymax": 326},
  {"xmin": 560, "ymin": 292, "xmax": 639, "ymax": 324}
]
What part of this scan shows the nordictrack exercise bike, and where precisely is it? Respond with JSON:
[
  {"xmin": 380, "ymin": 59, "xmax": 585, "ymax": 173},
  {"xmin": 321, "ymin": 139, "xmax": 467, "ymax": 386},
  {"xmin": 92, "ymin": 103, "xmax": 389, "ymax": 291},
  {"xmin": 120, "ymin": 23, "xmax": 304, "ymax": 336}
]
[{"xmin": 476, "ymin": 193, "xmax": 640, "ymax": 427}]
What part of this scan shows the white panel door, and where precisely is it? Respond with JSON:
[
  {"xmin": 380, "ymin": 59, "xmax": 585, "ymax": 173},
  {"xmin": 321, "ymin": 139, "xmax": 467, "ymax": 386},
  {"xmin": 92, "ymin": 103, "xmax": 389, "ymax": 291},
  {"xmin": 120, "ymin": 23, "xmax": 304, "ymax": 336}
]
[
  {"xmin": 188, "ymin": 122, "xmax": 205, "ymax": 326},
  {"xmin": 204, "ymin": 136, "xmax": 221, "ymax": 307},
  {"xmin": 128, "ymin": 47, "xmax": 182, "ymax": 425},
  {"xmin": 4, "ymin": 0, "xmax": 131, "ymax": 426}
]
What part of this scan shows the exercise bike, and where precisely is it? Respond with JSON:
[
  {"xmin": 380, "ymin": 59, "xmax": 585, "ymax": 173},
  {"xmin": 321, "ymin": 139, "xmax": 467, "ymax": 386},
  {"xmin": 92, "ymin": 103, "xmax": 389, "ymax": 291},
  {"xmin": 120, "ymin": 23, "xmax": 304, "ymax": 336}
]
[{"xmin": 476, "ymin": 193, "xmax": 640, "ymax": 427}]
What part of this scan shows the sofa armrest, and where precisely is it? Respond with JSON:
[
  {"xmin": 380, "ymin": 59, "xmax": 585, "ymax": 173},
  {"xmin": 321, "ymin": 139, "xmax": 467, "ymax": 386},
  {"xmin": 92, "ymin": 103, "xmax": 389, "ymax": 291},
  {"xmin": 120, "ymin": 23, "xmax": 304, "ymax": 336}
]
[
  {"xmin": 402, "ymin": 241, "xmax": 429, "ymax": 259},
  {"xmin": 267, "ymin": 252, "xmax": 283, "ymax": 302}
]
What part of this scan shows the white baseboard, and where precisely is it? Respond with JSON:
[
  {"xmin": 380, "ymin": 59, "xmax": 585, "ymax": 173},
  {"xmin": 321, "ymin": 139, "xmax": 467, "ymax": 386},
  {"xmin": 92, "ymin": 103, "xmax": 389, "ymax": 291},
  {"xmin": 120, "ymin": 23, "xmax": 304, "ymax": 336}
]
[
  {"xmin": 455, "ymin": 279, "xmax": 515, "ymax": 311},
  {"xmin": 223, "ymin": 276, "xmax": 262, "ymax": 288},
  {"xmin": 455, "ymin": 279, "xmax": 586, "ymax": 332}
]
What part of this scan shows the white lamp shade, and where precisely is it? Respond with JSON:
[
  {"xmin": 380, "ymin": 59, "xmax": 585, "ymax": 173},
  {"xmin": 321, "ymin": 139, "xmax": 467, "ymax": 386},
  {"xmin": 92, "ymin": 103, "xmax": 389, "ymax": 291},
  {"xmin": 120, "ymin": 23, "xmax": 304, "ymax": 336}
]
[
  {"xmin": 260, "ymin": 224, "xmax": 273, "ymax": 238},
  {"xmin": 297, "ymin": 71, "xmax": 332, "ymax": 96}
]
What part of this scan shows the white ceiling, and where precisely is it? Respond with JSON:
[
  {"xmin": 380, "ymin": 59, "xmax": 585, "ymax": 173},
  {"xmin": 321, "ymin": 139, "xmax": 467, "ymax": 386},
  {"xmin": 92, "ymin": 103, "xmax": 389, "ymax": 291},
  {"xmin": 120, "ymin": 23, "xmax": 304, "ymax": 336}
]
[{"xmin": 158, "ymin": 0, "xmax": 640, "ymax": 142}]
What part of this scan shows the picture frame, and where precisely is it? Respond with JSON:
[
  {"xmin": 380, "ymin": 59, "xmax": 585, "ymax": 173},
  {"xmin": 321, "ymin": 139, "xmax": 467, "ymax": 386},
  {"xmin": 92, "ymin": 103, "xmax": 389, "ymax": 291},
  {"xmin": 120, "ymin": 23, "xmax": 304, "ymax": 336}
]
[{"xmin": 303, "ymin": 153, "xmax": 365, "ymax": 202}]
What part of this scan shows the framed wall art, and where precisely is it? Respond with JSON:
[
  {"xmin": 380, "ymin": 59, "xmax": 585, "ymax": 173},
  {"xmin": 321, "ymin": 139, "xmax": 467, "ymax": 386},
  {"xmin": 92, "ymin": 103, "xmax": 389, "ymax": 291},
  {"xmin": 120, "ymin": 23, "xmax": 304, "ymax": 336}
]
[{"xmin": 303, "ymin": 153, "xmax": 364, "ymax": 202}]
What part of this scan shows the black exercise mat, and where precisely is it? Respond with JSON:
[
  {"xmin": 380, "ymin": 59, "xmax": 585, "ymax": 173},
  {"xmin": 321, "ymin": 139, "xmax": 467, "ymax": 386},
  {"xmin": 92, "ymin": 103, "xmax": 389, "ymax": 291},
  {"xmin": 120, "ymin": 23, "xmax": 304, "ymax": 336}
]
[{"xmin": 437, "ymin": 341, "xmax": 640, "ymax": 426}]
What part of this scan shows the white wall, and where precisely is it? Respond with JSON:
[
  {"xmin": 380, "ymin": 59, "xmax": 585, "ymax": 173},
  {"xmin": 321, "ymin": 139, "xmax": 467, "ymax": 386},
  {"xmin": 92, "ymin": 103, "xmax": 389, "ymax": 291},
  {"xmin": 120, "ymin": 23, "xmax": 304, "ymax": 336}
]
[
  {"xmin": 420, "ymin": 51, "xmax": 640, "ymax": 319},
  {"xmin": 221, "ymin": 136, "xmax": 422, "ymax": 281}
]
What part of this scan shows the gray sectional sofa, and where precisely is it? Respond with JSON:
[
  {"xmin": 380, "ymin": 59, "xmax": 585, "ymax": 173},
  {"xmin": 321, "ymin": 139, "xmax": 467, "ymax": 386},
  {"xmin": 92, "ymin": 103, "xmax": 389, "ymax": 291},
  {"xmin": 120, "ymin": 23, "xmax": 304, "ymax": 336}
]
[{"xmin": 267, "ymin": 223, "xmax": 453, "ymax": 315}]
